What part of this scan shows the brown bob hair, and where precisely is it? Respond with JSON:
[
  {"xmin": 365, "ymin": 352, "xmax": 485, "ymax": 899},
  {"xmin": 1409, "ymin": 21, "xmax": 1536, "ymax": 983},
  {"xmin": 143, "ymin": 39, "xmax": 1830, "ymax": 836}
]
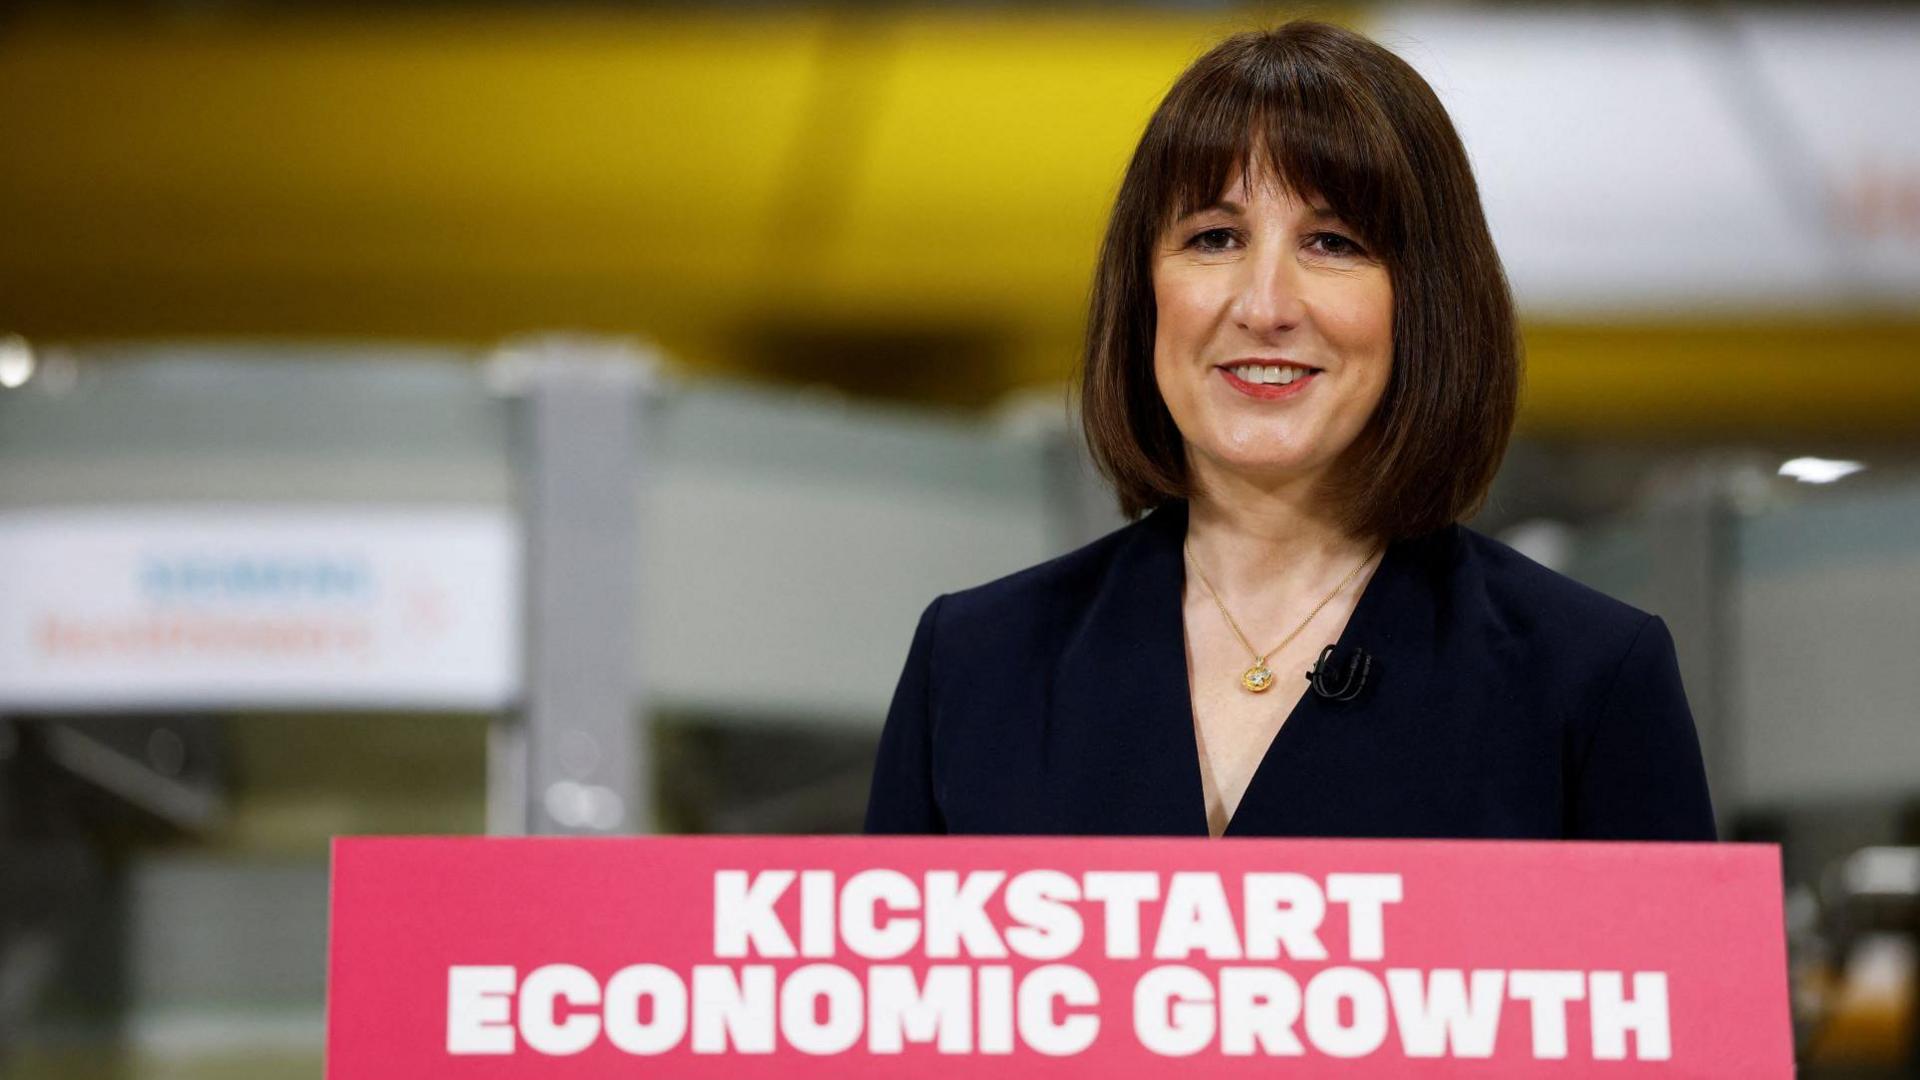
[{"xmin": 1080, "ymin": 20, "xmax": 1520, "ymax": 541}]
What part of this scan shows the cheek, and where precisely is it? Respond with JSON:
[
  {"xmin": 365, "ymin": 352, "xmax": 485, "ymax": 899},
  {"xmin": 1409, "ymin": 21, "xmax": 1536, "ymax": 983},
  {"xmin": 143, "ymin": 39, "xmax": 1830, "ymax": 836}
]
[
  {"xmin": 1323, "ymin": 280, "xmax": 1395, "ymax": 379},
  {"xmin": 1149, "ymin": 274, "xmax": 1203, "ymax": 401},
  {"xmin": 1152, "ymin": 268, "xmax": 1221, "ymax": 344}
]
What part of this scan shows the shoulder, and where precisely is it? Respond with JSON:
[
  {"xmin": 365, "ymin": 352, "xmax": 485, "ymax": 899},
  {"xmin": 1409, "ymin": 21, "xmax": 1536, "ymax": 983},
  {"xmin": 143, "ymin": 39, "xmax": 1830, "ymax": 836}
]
[
  {"xmin": 1430, "ymin": 522, "xmax": 1657, "ymax": 661},
  {"xmin": 931, "ymin": 513, "xmax": 1152, "ymax": 638}
]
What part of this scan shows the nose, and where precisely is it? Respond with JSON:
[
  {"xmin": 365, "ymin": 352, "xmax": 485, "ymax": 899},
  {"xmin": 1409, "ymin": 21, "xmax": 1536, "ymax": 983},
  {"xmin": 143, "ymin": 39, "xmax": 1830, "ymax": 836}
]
[{"xmin": 1229, "ymin": 245, "xmax": 1307, "ymax": 338}]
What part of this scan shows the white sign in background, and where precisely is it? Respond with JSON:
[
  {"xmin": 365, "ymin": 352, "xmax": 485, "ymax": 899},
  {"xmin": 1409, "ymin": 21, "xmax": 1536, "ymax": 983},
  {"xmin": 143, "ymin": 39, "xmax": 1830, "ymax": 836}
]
[{"xmin": 0, "ymin": 506, "xmax": 520, "ymax": 711}]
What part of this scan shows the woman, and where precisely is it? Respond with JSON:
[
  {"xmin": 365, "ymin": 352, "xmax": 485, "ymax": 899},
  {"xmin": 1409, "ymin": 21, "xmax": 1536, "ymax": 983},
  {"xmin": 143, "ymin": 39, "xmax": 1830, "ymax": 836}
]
[{"xmin": 864, "ymin": 21, "xmax": 1715, "ymax": 841}]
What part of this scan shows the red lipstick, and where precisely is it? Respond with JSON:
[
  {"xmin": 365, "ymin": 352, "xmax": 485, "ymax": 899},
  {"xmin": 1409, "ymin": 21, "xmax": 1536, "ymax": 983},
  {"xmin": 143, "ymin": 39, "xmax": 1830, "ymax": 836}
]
[{"xmin": 1218, "ymin": 364, "xmax": 1317, "ymax": 401}]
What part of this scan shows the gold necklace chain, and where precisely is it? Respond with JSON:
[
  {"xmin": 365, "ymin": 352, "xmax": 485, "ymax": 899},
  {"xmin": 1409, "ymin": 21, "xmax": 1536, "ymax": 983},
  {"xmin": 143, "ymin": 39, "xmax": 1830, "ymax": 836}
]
[{"xmin": 1184, "ymin": 538, "xmax": 1381, "ymax": 693}]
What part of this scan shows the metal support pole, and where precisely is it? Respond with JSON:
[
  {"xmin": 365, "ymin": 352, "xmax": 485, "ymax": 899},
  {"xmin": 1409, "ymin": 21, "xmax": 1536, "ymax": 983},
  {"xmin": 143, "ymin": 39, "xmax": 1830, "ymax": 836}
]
[
  {"xmin": 997, "ymin": 389, "xmax": 1125, "ymax": 556},
  {"xmin": 489, "ymin": 337, "xmax": 655, "ymax": 835},
  {"xmin": 1645, "ymin": 465, "xmax": 1736, "ymax": 835}
]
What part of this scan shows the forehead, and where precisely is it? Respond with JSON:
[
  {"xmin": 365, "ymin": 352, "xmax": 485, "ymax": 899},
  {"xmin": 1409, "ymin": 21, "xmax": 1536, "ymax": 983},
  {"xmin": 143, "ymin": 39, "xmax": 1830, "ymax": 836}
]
[
  {"xmin": 1216, "ymin": 163, "xmax": 1323, "ymax": 208},
  {"xmin": 1160, "ymin": 124, "xmax": 1325, "ymax": 222},
  {"xmin": 1171, "ymin": 159, "xmax": 1327, "ymax": 221}
]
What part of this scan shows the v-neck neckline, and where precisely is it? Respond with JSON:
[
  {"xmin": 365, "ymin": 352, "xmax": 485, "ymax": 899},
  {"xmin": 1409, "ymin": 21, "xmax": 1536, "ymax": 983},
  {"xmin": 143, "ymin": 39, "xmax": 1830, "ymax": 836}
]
[{"xmin": 1154, "ymin": 502, "xmax": 1412, "ymax": 838}]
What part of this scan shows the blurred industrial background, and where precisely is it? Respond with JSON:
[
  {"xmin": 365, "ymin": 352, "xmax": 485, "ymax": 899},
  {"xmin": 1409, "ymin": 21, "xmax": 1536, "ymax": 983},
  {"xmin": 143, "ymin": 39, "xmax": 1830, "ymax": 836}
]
[{"xmin": 0, "ymin": 1, "xmax": 1916, "ymax": 1076}]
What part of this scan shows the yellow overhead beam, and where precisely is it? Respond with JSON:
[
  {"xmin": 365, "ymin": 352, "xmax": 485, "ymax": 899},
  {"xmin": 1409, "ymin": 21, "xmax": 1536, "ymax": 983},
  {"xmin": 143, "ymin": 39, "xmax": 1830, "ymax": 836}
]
[
  {"xmin": 0, "ymin": 10, "xmax": 1233, "ymax": 335},
  {"xmin": 1516, "ymin": 321, "xmax": 1920, "ymax": 439},
  {"xmin": 0, "ymin": 10, "xmax": 835, "ymax": 333}
]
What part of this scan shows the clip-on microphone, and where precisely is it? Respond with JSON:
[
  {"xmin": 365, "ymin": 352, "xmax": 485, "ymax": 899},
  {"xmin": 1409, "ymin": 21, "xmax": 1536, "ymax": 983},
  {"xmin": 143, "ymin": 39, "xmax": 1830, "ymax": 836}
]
[{"xmin": 1307, "ymin": 643, "xmax": 1373, "ymax": 702}]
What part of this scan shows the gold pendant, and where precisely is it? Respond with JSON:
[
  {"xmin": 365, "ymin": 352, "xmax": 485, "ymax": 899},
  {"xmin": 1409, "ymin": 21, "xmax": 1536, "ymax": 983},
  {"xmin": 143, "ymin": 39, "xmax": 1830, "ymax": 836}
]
[{"xmin": 1241, "ymin": 664, "xmax": 1275, "ymax": 693}]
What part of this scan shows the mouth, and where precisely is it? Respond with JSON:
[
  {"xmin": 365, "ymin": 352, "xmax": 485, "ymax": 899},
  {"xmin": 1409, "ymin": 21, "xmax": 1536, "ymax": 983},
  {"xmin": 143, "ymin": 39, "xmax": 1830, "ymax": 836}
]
[{"xmin": 1216, "ymin": 359, "xmax": 1322, "ymax": 400}]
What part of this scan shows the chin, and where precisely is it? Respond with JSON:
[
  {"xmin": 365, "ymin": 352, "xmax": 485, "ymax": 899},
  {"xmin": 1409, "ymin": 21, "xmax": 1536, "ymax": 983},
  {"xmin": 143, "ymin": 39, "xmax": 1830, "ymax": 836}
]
[{"xmin": 1196, "ymin": 441, "xmax": 1325, "ymax": 481}]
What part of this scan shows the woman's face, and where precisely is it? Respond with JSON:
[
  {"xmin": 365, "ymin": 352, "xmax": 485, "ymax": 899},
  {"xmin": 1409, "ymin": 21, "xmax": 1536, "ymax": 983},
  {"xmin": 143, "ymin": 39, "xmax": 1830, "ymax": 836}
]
[{"xmin": 1151, "ymin": 164, "xmax": 1393, "ymax": 495}]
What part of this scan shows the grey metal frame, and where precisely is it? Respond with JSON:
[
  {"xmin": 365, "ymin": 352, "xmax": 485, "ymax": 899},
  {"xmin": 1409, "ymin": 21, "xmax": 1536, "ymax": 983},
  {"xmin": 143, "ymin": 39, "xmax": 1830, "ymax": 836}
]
[{"xmin": 489, "ymin": 339, "xmax": 657, "ymax": 835}]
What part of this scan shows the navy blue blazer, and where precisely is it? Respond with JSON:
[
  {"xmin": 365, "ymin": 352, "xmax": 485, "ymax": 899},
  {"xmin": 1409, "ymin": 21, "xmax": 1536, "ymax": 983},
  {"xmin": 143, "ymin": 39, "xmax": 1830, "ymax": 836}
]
[{"xmin": 864, "ymin": 501, "xmax": 1716, "ymax": 840}]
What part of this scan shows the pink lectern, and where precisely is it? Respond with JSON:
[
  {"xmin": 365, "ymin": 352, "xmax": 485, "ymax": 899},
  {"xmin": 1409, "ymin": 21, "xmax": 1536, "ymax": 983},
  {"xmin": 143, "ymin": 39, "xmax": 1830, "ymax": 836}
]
[{"xmin": 328, "ymin": 835, "xmax": 1792, "ymax": 1077}]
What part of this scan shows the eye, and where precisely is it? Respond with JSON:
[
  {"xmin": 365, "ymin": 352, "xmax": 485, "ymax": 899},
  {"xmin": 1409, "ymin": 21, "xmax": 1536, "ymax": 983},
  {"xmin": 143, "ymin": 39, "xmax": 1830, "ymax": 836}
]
[
  {"xmin": 1184, "ymin": 227, "xmax": 1241, "ymax": 253},
  {"xmin": 1307, "ymin": 231, "xmax": 1368, "ymax": 258}
]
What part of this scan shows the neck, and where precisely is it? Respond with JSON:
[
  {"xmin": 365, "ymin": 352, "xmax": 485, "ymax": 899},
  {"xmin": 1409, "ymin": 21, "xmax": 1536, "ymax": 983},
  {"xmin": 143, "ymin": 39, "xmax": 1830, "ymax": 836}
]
[{"xmin": 1182, "ymin": 461, "xmax": 1379, "ymax": 601}]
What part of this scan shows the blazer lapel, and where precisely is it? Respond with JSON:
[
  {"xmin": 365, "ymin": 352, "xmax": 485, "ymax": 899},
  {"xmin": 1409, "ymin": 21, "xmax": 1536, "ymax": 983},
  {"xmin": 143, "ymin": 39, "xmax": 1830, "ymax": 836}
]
[{"xmin": 1049, "ymin": 502, "xmax": 1211, "ymax": 835}]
